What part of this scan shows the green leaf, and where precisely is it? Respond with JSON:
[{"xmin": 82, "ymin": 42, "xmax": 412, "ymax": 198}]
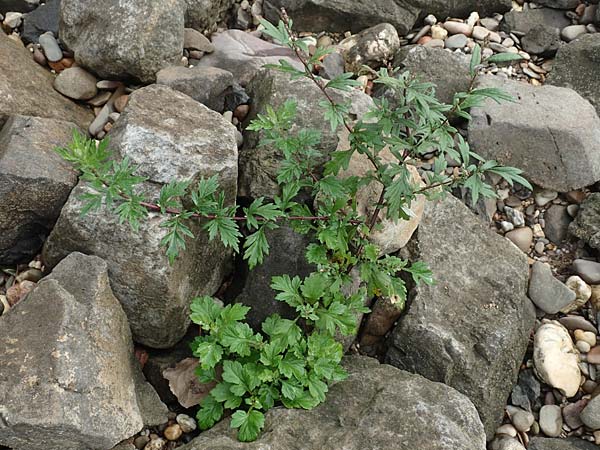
[
  {"xmin": 190, "ymin": 296, "xmax": 222, "ymax": 328},
  {"xmin": 222, "ymin": 360, "xmax": 245, "ymax": 386},
  {"xmin": 404, "ymin": 261, "xmax": 434, "ymax": 286},
  {"xmin": 281, "ymin": 379, "xmax": 304, "ymax": 400},
  {"xmin": 204, "ymin": 216, "xmax": 242, "ymax": 251},
  {"xmin": 193, "ymin": 341, "xmax": 224, "ymax": 369},
  {"xmin": 278, "ymin": 354, "xmax": 306, "ymax": 380},
  {"xmin": 220, "ymin": 322, "xmax": 259, "ymax": 357},
  {"xmin": 230, "ymin": 409, "xmax": 265, "ymax": 442},
  {"xmin": 271, "ymin": 275, "xmax": 303, "ymax": 308},
  {"xmin": 470, "ymin": 44, "xmax": 482, "ymax": 77},
  {"xmin": 197, "ymin": 395, "xmax": 224, "ymax": 430},
  {"xmin": 211, "ymin": 382, "xmax": 243, "ymax": 409},
  {"xmin": 325, "ymin": 73, "xmax": 362, "ymax": 92},
  {"xmin": 220, "ymin": 303, "xmax": 251, "ymax": 324},
  {"xmin": 243, "ymin": 226, "xmax": 272, "ymax": 270},
  {"xmin": 158, "ymin": 180, "xmax": 190, "ymax": 213},
  {"xmin": 306, "ymin": 372, "xmax": 328, "ymax": 403},
  {"xmin": 485, "ymin": 52, "xmax": 523, "ymax": 64}
]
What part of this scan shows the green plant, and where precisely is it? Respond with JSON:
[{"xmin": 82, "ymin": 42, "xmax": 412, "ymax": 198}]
[{"xmin": 56, "ymin": 16, "xmax": 529, "ymax": 442}]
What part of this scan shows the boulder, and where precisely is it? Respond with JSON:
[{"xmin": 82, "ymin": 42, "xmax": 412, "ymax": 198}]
[
  {"xmin": 179, "ymin": 356, "xmax": 487, "ymax": 450},
  {"xmin": 43, "ymin": 85, "xmax": 238, "ymax": 348},
  {"xmin": 240, "ymin": 69, "xmax": 373, "ymax": 198},
  {"xmin": 156, "ymin": 66, "xmax": 234, "ymax": 112},
  {"xmin": 468, "ymin": 75, "xmax": 600, "ymax": 192},
  {"xmin": 0, "ymin": 252, "xmax": 167, "ymax": 450},
  {"xmin": 521, "ymin": 24, "xmax": 562, "ymax": 57},
  {"xmin": 21, "ymin": 0, "xmax": 59, "ymax": 43},
  {"xmin": 0, "ymin": 115, "xmax": 79, "ymax": 265},
  {"xmin": 529, "ymin": 437, "xmax": 598, "ymax": 450},
  {"xmin": 184, "ymin": 0, "xmax": 235, "ymax": 32},
  {"xmin": 391, "ymin": 45, "xmax": 471, "ymax": 105},
  {"xmin": 547, "ymin": 34, "xmax": 600, "ymax": 117},
  {"xmin": 264, "ymin": 0, "xmax": 511, "ymax": 35},
  {"xmin": 386, "ymin": 195, "xmax": 535, "ymax": 439},
  {"xmin": 569, "ymin": 193, "xmax": 600, "ymax": 250},
  {"xmin": 0, "ymin": 33, "xmax": 93, "ymax": 128},
  {"xmin": 501, "ymin": 8, "xmax": 570, "ymax": 34},
  {"xmin": 0, "ymin": 0, "xmax": 38, "ymax": 13},
  {"xmin": 226, "ymin": 226, "xmax": 313, "ymax": 330},
  {"xmin": 195, "ymin": 29, "xmax": 303, "ymax": 85},
  {"xmin": 339, "ymin": 23, "xmax": 400, "ymax": 73},
  {"xmin": 59, "ymin": 0, "xmax": 184, "ymax": 83}
]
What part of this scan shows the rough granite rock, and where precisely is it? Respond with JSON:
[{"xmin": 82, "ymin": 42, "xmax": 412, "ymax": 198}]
[
  {"xmin": 528, "ymin": 437, "xmax": 598, "ymax": 450},
  {"xmin": 178, "ymin": 356, "xmax": 487, "ymax": 450},
  {"xmin": 570, "ymin": 194, "xmax": 600, "ymax": 250},
  {"xmin": 501, "ymin": 8, "xmax": 571, "ymax": 34},
  {"xmin": 339, "ymin": 23, "xmax": 400, "ymax": 73},
  {"xmin": 391, "ymin": 45, "xmax": 471, "ymax": 105},
  {"xmin": 195, "ymin": 29, "xmax": 303, "ymax": 86},
  {"xmin": 264, "ymin": 0, "xmax": 511, "ymax": 35},
  {"xmin": 386, "ymin": 195, "xmax": 535, "ymax": 440},
  {"xmin": 0, "ymin": 33, "xmax": 93, "ymax": 128},
  {"xmin": 185, "ymin": 0, "xmax": 235, "ymax": 32},
  {"xmin": 0, "ymin": 115, "xmax": 79, "ymax": 265},
  {"xmin": 547, "ymin": 34, "xmax": 600, "ymax": 117},
  {"xmin": 43, "ymin": 85, "xmax": 238, "ymax": 348},
  {"xmin": 468, "ymin": 75, "xmax": 600, "ymax": 192},
  {"xmin": 156, "ymin": 66, "xmax": 234, "ymax": 112},
  {"xmin": 0, "ymin": 252, "xmax": 167, "ymax": 450},
  {"xmin": 240, "ymin": 69, "xmax": 373, "ymax": 198},
  {"xmin": 59, "ymin": 0, "xmax": 184, "ymax": 83}
]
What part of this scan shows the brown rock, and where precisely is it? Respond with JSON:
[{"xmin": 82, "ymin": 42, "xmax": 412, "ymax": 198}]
[
  {"xmin": 6, "ymin": 280, "xmax": 36, "ymax": 306},
  {"xmin": 233, "ymin": 104, "xmax": 249, "ymax": 121},
  {"xmin": 563, "ymin": 398, "xmax": 588, "ymax": 429},
  {"xmin": 164, "ymin": 424, "xmax": 182, "ymax": 441},
  {"xmin": 114, "ymin": 94, "xmax": 129, "ymax": 113},
  {"xmin": 505, "ymin": 227, "xmax": 533, "ymax": 253},
  {"xmin": 587, "ymin": 345, "xmax": 600, "ymax": 364}
]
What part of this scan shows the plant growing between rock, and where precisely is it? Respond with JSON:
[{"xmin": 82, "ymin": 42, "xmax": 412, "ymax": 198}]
[{"xmin": 55, "ymin": 15, "xmax": 529, "ymax": 442}]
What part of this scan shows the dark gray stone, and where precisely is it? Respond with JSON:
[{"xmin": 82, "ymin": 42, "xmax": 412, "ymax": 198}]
[
  {"xmin": 0, "ymin": 115, "xmax": 79, "ymax": 265},
  {"xmin": 511, "ymin": 369, "xmax": 542, "ymax": 412},
  {"xmin": 185, "ymin": 0, "xmax": 235, "ymax": 32},
  {"xmin": 0, "ymin": 0, "xmax": 38, "ymax": 14},
  {"xmin": 0, "ymin": 252, "xmax": 167, "ymax": 450},
  {"xmin": 528, "ymin": 261, "xmax": 576, "ymax": 314},
  {"xmin": 386, "ymin": 195, "xmax": 535, "ymax": 439},
  {"xmin": 468, "ymin": 75, "xmax": 600, "ymax": 192},
  {"xmin": 391, "ymin": 45, "xmax": 470, "ymax": 105},
  {"xmin": 179, "ymin": 356, "xmax": 487, "ymax": 450},
  {"xmin": 521, "ymin": 24, "xmax": 562, "ymax": 56},
  {"xmin": 544, "ymin": 205, "xmax": 572, "ymax": 243},
  {"xmin": 319, "ymin": 52, "xmax": 345, "ymax": 80},
  {"xmin": 502, "ymin": 8, "xmax": 571, "ymax": 34},
  {"xmin": 21, "ymin": 0, "xmax": 59, "ymax": 44},
  {"xmin": 569, "ymin": 193, "xmax": 600, "ymax": 250},
  {"xmin": 0, "ymin": 33, "xmax": 93, "ymax": 127},
  {"xmin": 59, "ymin": 0, "xmax": 184, "ymax": 83},
  {"xmin": 240, "ymin": 69, "xmax": 373, "ymax": 198},
  {"xmin": 529, "ymin": 437, "xmax": 598, "ymax": 450},
  {"xmin": 547, "ymin": 34, "xmax": 600, "ymax": 117},
  {"xmin": 43, "ymin": 85, "xmax": 238, "ymax": 348},
  {"xmin": 572, "ymin": 259, "xmax": 600, "ymax": 285},
  {"xmin": 156, "ymin": 66, "xmax": 234, "ymax": 112},
  {"xmin": 535, "ymin": 0, "xmax": 579, "ymax": 9}
]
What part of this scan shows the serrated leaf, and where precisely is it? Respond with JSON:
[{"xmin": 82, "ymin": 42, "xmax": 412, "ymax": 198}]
[
  {"xmin": 486, "ymin": 52, "xmax": 523, "ymax": 64},
  {"xmin": 197, "ymin": 395, "xmax": 224, "ymax": 430},
  {"xmin": 230, "ymin": 409, "xmax": 265, "ymax": 442}
]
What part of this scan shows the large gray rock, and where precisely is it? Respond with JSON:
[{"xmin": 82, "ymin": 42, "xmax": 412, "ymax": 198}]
[
  {"xmin": 468, "ymin": 75, "xmax": 600, "ymax": 192},
  {"xmin": 569, "ymin": 193, "xmax": 600, "ymax": 250},
  {"xmin": 185, "ymin": 0, "xmax": 235, "ymax": 32},
  {"xmin": 43, "ymin": 85, "xmax": 238, "ymax": 348},
  {"xmin": 502, "ymin": 8, "xmax": 571, "ymax": 34},
  {"xmin": 528, "ymin": 437, "xmax": 598, "ymax": 450},
  {"xmin": 391, "ymin": 45, "xmax": 471, "ymax": 105},
  {"xmin": 240, "ymin": 69, "xmax": 373, "ymax": 198},
  {"xmin": 386, "ymin": 195, "xmax": 535, "ymax": 439},
  {"xmin": 547, "ymin": 34, "xmax": 600, "ymax": 116},
  {"xmin": 179, "ymin": 356, "xmax": 486, "ymax": 450},
  {"xmin": 156, "ymin": 65, "xmax": 234, "ymax": 112},
  {"xmin": 59, "ymin": 0, "xmax": 184, "ymax": 83},
  {"xmin": 0, "ymin": 33, "xmax": 93, "ymax": 128},
  {"xmin": 0, "ymin": 252, "xmax": 167, "ymax": 450},
  {"xmin": 0, "ymin": 115, "xmax": 79, "ymax": 265},
  {"xmin": 264, "ymin": 0, "xmax": 511, "ymax": 35},
  {"xmin": 21, "ymin": 0, "xmax": 60, "ymax": 44},
  {"xmin": 226, "ymin": 226, "xmax": 313, "ymax": 330},
  {"xmin": 195, "ymin": 30, "xmax": 303, "ymax": 86}
]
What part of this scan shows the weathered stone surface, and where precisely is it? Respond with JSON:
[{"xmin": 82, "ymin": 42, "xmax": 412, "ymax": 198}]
[
  {"xmin": 43, "ymin": 85, "xmax": 238, "ymax": 348},
  {"xmin": 547, "ymin": 34, "xmax": 600, "ymax": 117},
  {"xmin": 195, "ymin": 30, "xmax": 303, "ymax": 86},
  {"xmin": 0, "ymin": 252, "xmax": 167, "ymax": 450},
  {"xmin": 528, "ymin": 262, "xmax": 576, "ymax": 314},
  {"xmin": 386, "ymin": 195, "xmax": 535, "ymax": 439},
  {"xmin": 0, "ymin": 0, "xmax": 38, "ymax": 13},
  {"xmin": 0, "ymin": 33, "xmax": 93, "ymax": 128},
  {"xmin": 179, "ymin": 356, "xmax": 486, "ymax": 450},
  {"xmin": 60, "ymin": 0, "xmax": 184, "ymax": 83},
  {"xmin": 521, "ymin": 24, "xmax": 562, "ymax": 57},
  {"xmin": 185, "ymin": 0, "xmax": 235, "ymax": 32},
  {"xmin": 339, "ymin": 23, "xmax": 400, "ymax": 73},
  {"xmin": 529, "ymin": 437, "xmax": 598, "ymax": 450},
  {"xmin": 21, "ymin": 0, "xmax": 59, "ymax": 44},
  {"xmin": 391, "ymin": 45, "xmax": 470, "ymax": 105},
  {"xmin": 0, "ymin": 115, "xmax": 79, "ymax": 265},
  {"xmin": 226, "ymin": 226, "xmax": 313, "ymax": 330},
  {"xmin": 240, "ymin": 69, "xmax": 373, "ymax": 198},
  {"xmin": 264, "ymin": 0, "xmax": 511, "ymax": 35},
  {"xmin": 502, "ymin": 8, "xmax": 570, "ymax": 34},
  {"xmin": 570, "ymin": 194, "xmax": 600, "ymax": 250},
  {"xmin": 468, "ymin": 75, "xmax": 600, "ymax": 192},
  {"xmin": 156, "ymin": 66, "xmax": 234, "ymax": 112}
]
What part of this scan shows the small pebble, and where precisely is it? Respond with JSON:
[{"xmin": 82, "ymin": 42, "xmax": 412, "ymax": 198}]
[
  {"xmin": 39, "ymin": 31, "xmax": 63, "ymax": 62},
  {"xmin": 496, "ymin": 423, "xmax": 517, "ymax": 437},
  {"xmin": 176, "ymin": 414, "xmax": 197, "ymax": 433},
  {"xmin": 144, "ymin": 437, "xmax": 166, "ymax": 450},
  {"xmin": 577, "ymin": 340, "xmax": 591, "ymax": 353},
  {"xmin": 134, "ymin": 435, "xmax": 150, "ymax": 449},
  {"xmin": 511, "ymin": 409, "xmax": 534, "ymax": 432},
  {"xmin": 539, "ymin": 404, "xmax": 562, "ymax": 437},
  {"xmin": 574, "ymin": 330, "xmax": 596, "ymax": 347},
  {"xmin": 163, "ymin": 424, "xmax": 182, "ymax": 441}
]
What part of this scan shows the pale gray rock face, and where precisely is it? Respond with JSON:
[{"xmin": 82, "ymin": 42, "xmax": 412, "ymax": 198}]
[
  {"xmin": 386, "ymin": 195, "xmax": 535, "ymax": 439},
  {"xmin": 60, "ymin": 0, "xmax": 184, "ymax": 83},
  {"xmin": 43, "ymin": 85, "xmax": 238, "ymax": 348},
  {"xmin": 0, "ymin": 115, "xmax": 79, "ymax": 265},
  {"xmin": 528, "ymin": 437, "xmax": 598, "ymax": 450},
  {"xmin": 240, "ymin": 69, "xmax": 373, "ymax": 198},
  {"xmin": 468, "ymin": 76, "xmax": 600, "ymax": 192},
  {"xmin": 179, "ymin": 356, "xmax": 487, "ymax": 450},
  {"xmin": 0, "ymin": 253, "xmax": 167, "ymax": 450},
  {"xmin": 0, "ymin": 33, "xmax": 93, "ymax": 128}
]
